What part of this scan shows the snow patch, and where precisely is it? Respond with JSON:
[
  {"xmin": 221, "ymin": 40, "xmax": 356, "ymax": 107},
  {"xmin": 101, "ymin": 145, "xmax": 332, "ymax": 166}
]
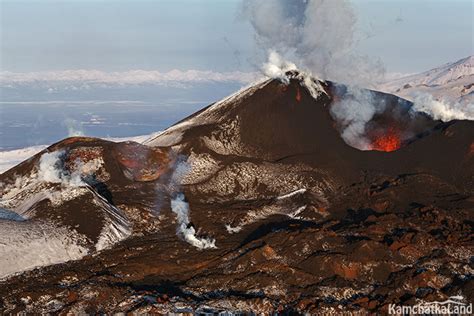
[
  {"xmin": 95, "ymin": 220, "xmax": 130, "ymax": 251},
  {"xmin": 288, "ymin": 205, "xmax": 307, "ymax": 219},
  {"xmin": 143, "ymin": 130, "xmax": 185, "ymax": 147},
  {"xmin": 225, "ymin": 224, "xmax": 242, "ymax": 234},
  {"xmin": 202, "ymin": 117, "xmax": 245, "ymax": 156},
  {"xmin": 90, "ymin": 187, "xmax": 131, "ymax": 251},
  {"xmin": 276, "ymin": 188, "xmax": 307, "ymax": 200},
  {"xmin": 179, "ymin": 152, "xmax": 221, "ymax": 185},
  {"xmin": 380, "ymin": 56, "xmax": 474, "ymax": 106},
  {"xmin": 190, "ymin": 161, "xmax": 330, "ymax": 203},
  {"xmin": 0, "ymin": 220, "xmax": 88, "ymax": 280},
  {"xmin": 383, "ymin": 56, "xmax": 473, "ymax": 88}
]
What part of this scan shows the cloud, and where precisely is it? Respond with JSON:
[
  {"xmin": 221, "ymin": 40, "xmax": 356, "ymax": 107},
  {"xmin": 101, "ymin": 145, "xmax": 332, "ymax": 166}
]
[
  {"xmin": 0, "ymin": 100, "xmax": 146, "ymax": 105},
  {"xmin": 0, "ymin": 69, "xmax": 261, "ymax": 87}
]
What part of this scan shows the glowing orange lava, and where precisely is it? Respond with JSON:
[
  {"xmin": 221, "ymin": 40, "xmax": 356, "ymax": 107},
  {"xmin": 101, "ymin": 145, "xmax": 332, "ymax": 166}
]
[
  {"xmin": 469, "ymin": 142, "xmax": 474, "ymax": 156},
  {"xmin": 296, "ymin": 86, "xmax": 301, "ymax": 102},
  {"xmin": 372, "ymin": 128, "xmax": 402, "ymax": 152}
]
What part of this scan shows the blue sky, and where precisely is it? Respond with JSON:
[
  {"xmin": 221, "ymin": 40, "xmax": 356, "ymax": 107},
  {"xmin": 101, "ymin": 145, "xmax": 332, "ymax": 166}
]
[{"xmin": 1, "ymin": 0, "xmax": 473, "ymax": 74}]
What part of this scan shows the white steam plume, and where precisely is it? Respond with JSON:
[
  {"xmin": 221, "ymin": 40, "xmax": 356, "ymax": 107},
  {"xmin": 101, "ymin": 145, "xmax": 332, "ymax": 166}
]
[
  {"xmin": 262, "ymin": 51, "xmax": 297, "ymax": 83},
  {"xmin": 64, "ymin": 119, "xmax": 84, "ymax": 137},
  {"xmin": 412, "ymin": 93, "xmax": 474, "ymax": 122},
  {"xmin": 242, "ymin": 0, "xmax": 386, "ymax": 144},
  {"xmin": 166, "ymin": 159, "xmax": 217, "ymax": 250},
  {"xmin": 38, "ymin": 150, "xmax": 103, "ymax": 187},
  {"xmin": 330, "ymin": 86, "xmax": 385, "ymax": 150},
  {"xmin": 242, "ymin": 0, "xmax": 385, "ymax": 86},
  {"xmin": 171, "ymin": 193, "xmax": 216, "ymax": 250},
  {"xmin": 38, "ymin": 151, "xmax": 84, "ymax": 187},
  {"xmin": 263, "ymin": 51, "xmax": 327, "ymax": 99}
]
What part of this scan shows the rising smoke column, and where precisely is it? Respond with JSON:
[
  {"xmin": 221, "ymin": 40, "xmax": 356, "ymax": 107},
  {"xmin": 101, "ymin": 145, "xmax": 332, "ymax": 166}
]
[
  {"xmin": 63, "ymin": 118, "xmax": 85, "ymax": 137},
  {"xmin": 241, "ymin": 0, "xmax": 385, "ymax": 86},
  {"xmin": 171, "ymin": 193, "xmax": 216, "ymax": 250},
  {"xmin": 241, "ymin": 0, "xmax": 388, "ymax": 150},
  {"xmin": 166, "ymin": 159, "xmax": 216, "ymax": 250},
  {"xmin": 38, "ymin": 151, "xmax": 85, "ymax": 187},
  {"xmin": 329, "ymin": 86, "xmax": 385, "ymax": 150},
  {"xmin": 241, "ymin": 0, "xmax": 473, "ymax": 149},
  {"xmin": 38, "ymin": 150, "xmax": 104, "ymax": 187}
]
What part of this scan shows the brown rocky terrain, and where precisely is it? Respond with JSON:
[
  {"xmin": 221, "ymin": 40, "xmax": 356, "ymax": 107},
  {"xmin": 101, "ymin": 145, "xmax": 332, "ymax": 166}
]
[{"xmin": 0, "ymin": 74, "xmax": 473, "ymax": 314}]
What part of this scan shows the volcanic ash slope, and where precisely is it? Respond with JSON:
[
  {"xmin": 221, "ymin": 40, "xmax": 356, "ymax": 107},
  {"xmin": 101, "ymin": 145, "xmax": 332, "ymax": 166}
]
[{"xmin": 0, "ymin": 74, "xmax": 473, "ymax": 314}]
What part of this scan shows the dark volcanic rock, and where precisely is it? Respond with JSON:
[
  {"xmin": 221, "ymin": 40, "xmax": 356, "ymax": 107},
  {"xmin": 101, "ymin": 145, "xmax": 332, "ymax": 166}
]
[{"xmin": 0, "ymin": 77, "xmax": 473, "ymax": 314}]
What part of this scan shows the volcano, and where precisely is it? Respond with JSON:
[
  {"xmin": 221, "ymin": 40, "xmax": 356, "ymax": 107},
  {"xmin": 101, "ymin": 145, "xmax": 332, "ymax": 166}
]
[
  {"xmin": 0, "ymin": 74, "xmax": 473, "ymax": 314},
  {"xmin": 381, "ymin": 55, "xmax": 474, "ymax": 106}
]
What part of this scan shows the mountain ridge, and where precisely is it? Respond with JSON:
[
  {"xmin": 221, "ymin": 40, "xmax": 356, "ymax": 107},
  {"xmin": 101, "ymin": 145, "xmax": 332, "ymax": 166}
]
[{"xmin": 381, "ymin": 55, "xmax": 474, "ymax": 105}]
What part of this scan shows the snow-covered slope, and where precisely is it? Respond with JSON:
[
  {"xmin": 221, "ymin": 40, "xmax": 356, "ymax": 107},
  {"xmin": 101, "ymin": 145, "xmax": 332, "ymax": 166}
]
[
  {"xmin": 381, "ymin": 56, "xmax": 474, "ymax": 105},
  {"xmin": 0, "ymin": 220, "xmax": 89, "ymax": 280},
  {"xmin": 386, "ymin": 56, "xmax": 473, "ymax": 87},
  {"xmin": 0, "ymin": 138, "xmax": 141, "ymax": 279}
]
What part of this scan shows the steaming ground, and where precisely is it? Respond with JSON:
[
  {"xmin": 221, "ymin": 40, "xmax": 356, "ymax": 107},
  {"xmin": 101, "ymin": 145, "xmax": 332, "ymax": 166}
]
[
  {"xmin": 171, "ymin": 193, "xmax": 216, "ymax": 249},
  {"xmin": 0, "ymin": 134, "xmax": 153, "ymax": 174},
  {"xmin": 0, "ymin": 0, "xmax": 471, "ymax": 311}
]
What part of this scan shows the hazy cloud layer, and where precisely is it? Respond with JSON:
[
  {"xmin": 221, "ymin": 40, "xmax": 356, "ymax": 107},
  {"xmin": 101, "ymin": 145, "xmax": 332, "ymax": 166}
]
[{"xmin": 0, "ymin": 69, "xmax": 260, "ymax": 87}]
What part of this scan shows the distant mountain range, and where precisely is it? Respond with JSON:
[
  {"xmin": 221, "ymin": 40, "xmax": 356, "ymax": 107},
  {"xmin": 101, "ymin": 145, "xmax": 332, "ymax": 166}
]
[{"xmin": 381, "ymin": 55, "xmax": 474, "ymax": 105}]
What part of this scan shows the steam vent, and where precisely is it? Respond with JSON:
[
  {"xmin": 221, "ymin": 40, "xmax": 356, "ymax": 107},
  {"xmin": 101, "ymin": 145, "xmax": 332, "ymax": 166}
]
[{"xmin": 1, "ymin": 75, "xmax": 473, "ymax": 314}]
